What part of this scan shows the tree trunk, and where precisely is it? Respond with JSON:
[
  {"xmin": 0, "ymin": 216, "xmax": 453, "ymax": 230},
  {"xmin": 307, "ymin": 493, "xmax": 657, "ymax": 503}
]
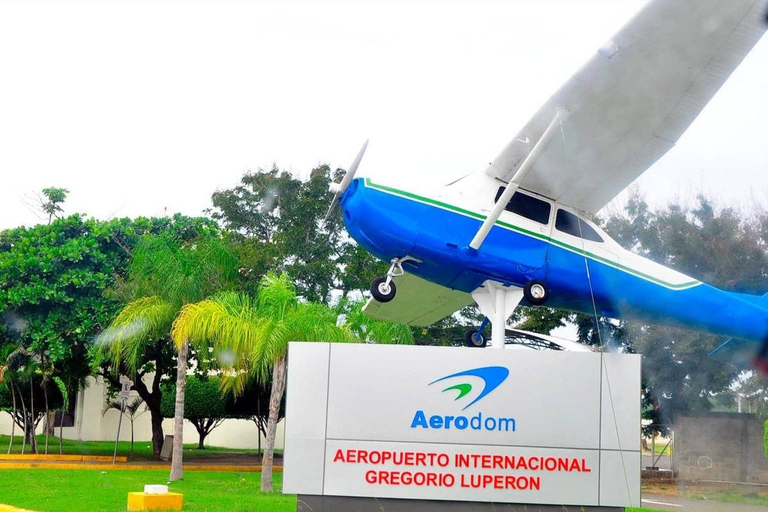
[
  {"xmin": 29, "ymin": 377, "xmax": 37, "ymax": 454},
  {"xmin": 18, "ymin": 381, "xmax": 28, "ymax": 455},
  {"xmin": 261, "ymin": 355, "xmax": 287, "ymax": 492},
  {"xmin": 133, "ymin": 375, "xmax": 164, "ymax": 458},
  {"xmin": 197, "ymin": 423, "xmax": 207, "ymax": 450},
  {"xmin": 169, "ymin": 340, "xmax": 188, "ymax": 482},
  {"xmin": 7, "ymin": 380, "xmax": 17, "ymax": 454},
  {"xmin": 149, "ymin": 405, "xmax": 164, "ymax": 459},
  {"xmin": 43, "ymin": 381, "xmax": 50, "ymax": 454}
]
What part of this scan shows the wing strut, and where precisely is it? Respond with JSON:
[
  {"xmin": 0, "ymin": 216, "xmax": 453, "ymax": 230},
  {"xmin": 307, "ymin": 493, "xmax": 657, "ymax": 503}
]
[{"xmin": 469, "ymin": 109, "xmax": 568, "ymax": 251}]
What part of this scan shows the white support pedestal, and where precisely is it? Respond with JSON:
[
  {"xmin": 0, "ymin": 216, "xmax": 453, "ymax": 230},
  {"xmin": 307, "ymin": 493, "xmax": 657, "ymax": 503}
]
[{"xmin": 471, "ymin": 281, "xmax": 524, "ymax": 349}]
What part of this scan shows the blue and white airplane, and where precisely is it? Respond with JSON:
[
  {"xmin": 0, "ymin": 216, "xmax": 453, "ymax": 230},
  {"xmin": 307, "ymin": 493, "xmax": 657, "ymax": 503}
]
[{"xmin": 328, "ymin": 0, "xmax": 768, "ymax": 369}]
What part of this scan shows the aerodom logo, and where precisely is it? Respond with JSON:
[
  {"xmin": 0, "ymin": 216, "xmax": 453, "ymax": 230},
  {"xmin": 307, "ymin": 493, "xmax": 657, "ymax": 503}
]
[{"xmin": 410, "ymin": 366, "xmax": 517, "ymax": 433}]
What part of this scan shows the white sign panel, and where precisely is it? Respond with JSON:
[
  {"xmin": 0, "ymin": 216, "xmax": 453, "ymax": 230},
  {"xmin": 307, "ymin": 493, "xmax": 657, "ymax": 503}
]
[
  {"xmin": 283, "ymin": 343, "xmax": 640, "ymax": 507},
  {"xmin": 119, "ymin": 378, "xmax": 133, "ymax": 399}
]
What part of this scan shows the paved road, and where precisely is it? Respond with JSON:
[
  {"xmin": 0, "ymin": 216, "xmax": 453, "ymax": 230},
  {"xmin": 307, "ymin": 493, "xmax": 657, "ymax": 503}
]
[{"xmin": 641, "ymin": 493, "xmax": 768, "ymax": 512}]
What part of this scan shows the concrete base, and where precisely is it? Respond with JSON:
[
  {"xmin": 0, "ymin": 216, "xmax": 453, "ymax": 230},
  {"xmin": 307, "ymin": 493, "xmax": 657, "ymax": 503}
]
[
  {"xmin": 297, "ymin": 495, "xmax": 622, "ymax": 511},
  {"xmin": 127, "ymin": 492, "xmax": 183, "ymax": 511}
]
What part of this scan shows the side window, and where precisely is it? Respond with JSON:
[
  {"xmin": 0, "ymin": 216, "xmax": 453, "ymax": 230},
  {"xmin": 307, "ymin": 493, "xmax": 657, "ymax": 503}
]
[
  {"xmin": 495, "ymin": 187, "xmax": 551, "ymax": 225},
  {"xmin": 555, "ymin": 209, "xmax": 603, "ymax": 242}
]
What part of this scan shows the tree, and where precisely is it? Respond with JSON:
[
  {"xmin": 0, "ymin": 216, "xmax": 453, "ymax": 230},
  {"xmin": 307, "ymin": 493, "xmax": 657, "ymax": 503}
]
[
  {"xmin": 0, "ymin": 360, "xmax": 65, "ymax": 452},
  {"xmin": 173, "ymin": 273, "xmax": 414, "ymax": 491},
  {"xmin": 0, "ymin": 212, "xmax": 217, "ymax": 441},
  {"xmin": 40, "ymin": 187, "xmax": 69, "ymax": 224},
  {"xmin": 94, "ymin": 232, "xmax": 238, "ymax": 482},
  {"xmin": 172, "ymin": 273, "xmax": 353, "ymax": 491},
  {"xmin": 160, "ymin": 376, "xmax": 230, "ymax": 449},
  {"xmin": 209, "ymin": 165, "xmax": 386, "ymax": 301},
  {"xmin": 103, "ymin": 397, "xmax": 146, "ymax": 456}
]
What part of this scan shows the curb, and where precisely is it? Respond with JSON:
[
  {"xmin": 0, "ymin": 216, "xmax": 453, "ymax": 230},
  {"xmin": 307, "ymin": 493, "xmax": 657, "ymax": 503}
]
[
  {"xmin": 0, "ymin": 463, "xmax": 282, "ymax": 472},
  {"xmin": 0, "ymin": 455, "xmax": 127, "ymax": 463}
]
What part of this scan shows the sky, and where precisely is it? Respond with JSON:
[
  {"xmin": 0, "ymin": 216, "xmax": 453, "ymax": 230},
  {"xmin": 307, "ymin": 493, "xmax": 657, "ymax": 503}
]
[{"xmin": 0, "ymin": 0, "xmax": 766, "ymax": 231}]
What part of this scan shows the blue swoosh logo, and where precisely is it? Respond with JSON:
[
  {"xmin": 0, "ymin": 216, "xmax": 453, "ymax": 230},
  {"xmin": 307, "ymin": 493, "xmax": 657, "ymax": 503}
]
[{"xmin": 430, "ymin": 366, "xmax": 509, "ymax": 410}]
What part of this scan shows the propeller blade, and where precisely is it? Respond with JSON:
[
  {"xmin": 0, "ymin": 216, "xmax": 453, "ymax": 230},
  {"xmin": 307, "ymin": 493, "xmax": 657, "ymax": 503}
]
[
  {"xmin": 323, "ymin": 191, "xmax": 340, "ymax": 223},
  {"xmin": 324, "ymin": 139, "xmax": 369, "ymax": 224},
  {"xmin": 329, "ymin": 139, "xmax": 369, "ymax": 195}
]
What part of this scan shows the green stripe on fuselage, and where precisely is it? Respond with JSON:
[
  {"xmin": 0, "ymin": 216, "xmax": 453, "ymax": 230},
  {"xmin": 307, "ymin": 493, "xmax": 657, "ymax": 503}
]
[{"xmin": 363, "ymin": 179, "xmax": 701, "ymax": 291}]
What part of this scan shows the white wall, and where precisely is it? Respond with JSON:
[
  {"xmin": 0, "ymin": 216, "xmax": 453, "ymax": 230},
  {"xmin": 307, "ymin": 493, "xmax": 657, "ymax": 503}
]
[{"xmin": 1, "ymin": 374, "xmax": 285, "ymax": 450}]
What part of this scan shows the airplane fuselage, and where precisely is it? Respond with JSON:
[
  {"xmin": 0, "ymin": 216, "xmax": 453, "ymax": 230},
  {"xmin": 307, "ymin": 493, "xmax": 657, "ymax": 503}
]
[{"xmin": 341, "ymin": 177, "xmax": 768, "ymax": 344}]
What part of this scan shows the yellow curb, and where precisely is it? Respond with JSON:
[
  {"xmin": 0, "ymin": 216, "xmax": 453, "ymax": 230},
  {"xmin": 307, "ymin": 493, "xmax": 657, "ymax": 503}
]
[
  {"xmin": 0, "ymin": 505, "xmax": 40, "ymax": 512},
  {"xmin": 0, "ymin": 454, "xmax": 127, "ymax": 462},
  {"xmin": 0, "ymin": 463, "xmax": 282, "ymax": 472}
]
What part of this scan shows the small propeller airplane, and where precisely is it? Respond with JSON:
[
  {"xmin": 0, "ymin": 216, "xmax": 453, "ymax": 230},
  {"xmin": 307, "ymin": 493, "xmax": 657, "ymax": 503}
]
[{"xmin": 327, "ymin": 0, "xmax": 768, "ymax": 370}]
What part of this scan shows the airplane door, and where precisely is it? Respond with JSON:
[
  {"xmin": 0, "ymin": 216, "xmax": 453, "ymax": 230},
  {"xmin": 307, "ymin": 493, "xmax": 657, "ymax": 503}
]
[{"xmin": 493, "ymin": 189, "xmax": 552, "ymax": 281}]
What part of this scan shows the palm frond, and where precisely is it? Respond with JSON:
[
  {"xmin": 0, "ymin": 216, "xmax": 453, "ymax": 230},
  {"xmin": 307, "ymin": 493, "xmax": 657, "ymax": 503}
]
[
  {"xmin": 342, "ymin": 300, "xmax": 414, "ymax": 344},
  {"xmin": 95, "ymin": 296, "xmax": 176, "ymax": 374}
]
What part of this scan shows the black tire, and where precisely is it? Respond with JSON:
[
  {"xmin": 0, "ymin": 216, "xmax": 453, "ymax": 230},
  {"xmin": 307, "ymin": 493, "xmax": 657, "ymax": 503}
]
[
  {"xmin": 371, "ymin": 276, "xmax": 397, "ymax": 303},
  {"xmin": 465, "ymin": 329, "xmax": 487, "ymax": 348},
  {"xmin": 523, "ymin": 280, "xmax": 548, "ymax": 306}
]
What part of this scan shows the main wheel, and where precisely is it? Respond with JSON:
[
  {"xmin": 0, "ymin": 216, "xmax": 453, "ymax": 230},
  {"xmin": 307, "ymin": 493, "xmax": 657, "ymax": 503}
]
[
  {"xmin": 371, "ymin": 276, "xmax": 397, "ymax": 303},
  {"xmin": 523, "ymin": 280, "xmax": 548, "ymax": 306},
  {"xmin": 465, "ymin": 329, "xmax": 487, "ymax": 348}
]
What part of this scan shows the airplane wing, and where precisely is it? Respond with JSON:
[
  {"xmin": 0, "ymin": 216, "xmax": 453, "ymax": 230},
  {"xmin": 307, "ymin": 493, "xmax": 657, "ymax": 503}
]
[
  {"xmin": 362, "ymin": 272, "xmax": 473, "ymax": 326},
  {"xmin": 485, "ymin": 0, "xmax": 767, "ymax": 215}
]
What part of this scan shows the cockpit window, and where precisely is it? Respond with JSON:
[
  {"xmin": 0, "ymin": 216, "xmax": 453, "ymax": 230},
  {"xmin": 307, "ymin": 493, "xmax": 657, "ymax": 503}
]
[
  {"xmin": 495, "ymin": 187, "xmax": 551, "ymax": 225},
  {"xmin": 555, "ymin": 209, "xmax": 603, "ymax": 242}
]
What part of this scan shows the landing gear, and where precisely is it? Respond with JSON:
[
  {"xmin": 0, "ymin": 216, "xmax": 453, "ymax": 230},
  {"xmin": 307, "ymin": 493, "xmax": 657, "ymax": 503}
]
[
  {"xmin": 465, "ymin": 317, "xmax": 490, "ymax": 348},
  {"xmin": 371, "ymin": 276, "xmax": 396, "ymax": 303},
  {"xmin": 370, "ymin": 256, "xmax": 421, "ymax": 303},
  {"xmin": 465, "ymin": 329, "xmax": 487, "ymax": 348},
  {"xmin": 524, "ymin": 280, "xmax": 548, "ymax": 305}
]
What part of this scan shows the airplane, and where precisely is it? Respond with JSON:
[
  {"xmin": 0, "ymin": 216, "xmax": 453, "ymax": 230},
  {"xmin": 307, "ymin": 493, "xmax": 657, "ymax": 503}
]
[{"xmin": 326, "ymin": 0, "xmax": 768, "ymax": 370}]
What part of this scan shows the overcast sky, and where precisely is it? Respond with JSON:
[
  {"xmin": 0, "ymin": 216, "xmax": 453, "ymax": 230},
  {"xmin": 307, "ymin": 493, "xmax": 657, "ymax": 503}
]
[{"xmin": 1, "ymin": 0, "xmax": 766, "ymax": 231}]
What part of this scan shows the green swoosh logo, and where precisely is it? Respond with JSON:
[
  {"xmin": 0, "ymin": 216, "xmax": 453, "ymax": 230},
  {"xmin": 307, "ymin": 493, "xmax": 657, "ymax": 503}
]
[{"xmin": 442, "ymin": 383, "xmax": 473, "ymax": 400}]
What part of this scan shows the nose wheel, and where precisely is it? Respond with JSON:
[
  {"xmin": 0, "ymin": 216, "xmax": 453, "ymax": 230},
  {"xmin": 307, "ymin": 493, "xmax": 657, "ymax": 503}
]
[
  {"xmin": 370, "ymin": 256, "xmax": 421, "ymax": 303},
  {"xmin": 371, "ymin": 276, "xmax": 397, "ymax": 302}
]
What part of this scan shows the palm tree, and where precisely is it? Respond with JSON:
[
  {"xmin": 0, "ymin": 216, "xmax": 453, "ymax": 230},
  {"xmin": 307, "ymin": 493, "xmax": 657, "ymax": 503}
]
[
  {"xmin": 172, "ymin": 272, "xmax": 414, "ymax": 491},
  {"xmin": 95, "ymin": 234, "xmax": 237, "ymax": 481},
  {"xmin": 103, "ymin": 397, "xmax": 146, "ymax": 456},
  {"xmin": 172, "ymin": 273, "xmax": 350, "ymax": 490}
]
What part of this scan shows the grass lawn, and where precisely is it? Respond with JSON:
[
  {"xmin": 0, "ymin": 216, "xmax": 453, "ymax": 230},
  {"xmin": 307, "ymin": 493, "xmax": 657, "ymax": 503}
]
[
  {"xmin": 0, "ymin": 435, "xmax": 269, "ymax": 461},
  {"xmin": 0, "ymin": 469, "xmax": 295, "ymax": 512},
  {"xmin": 0, "ymin": 467, "xmax": 677, "ymax": 512},
  {"xmin": 644, "ymin": 478, "xmax": 768, "ymax": 508}
]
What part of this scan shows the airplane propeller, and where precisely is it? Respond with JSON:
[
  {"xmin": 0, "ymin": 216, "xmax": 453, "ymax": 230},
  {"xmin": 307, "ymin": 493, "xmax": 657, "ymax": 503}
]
[{"xmin": 324, "ymin": 140, "xmax": 369, "ymax": 223}]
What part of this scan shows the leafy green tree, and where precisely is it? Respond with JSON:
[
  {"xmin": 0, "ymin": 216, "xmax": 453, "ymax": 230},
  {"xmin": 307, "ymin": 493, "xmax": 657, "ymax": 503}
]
[
  {"xmin": 94, "ymin": 232, "xmax": 238, "ymax": 481},
  {"xmin": 0, "ymin": 212, "xmax": 217, "ymax": 423},
  {"xmin": 40, "ymin": 187, "xmax": 69, "ymax": 224},
  {"xmin": 160, "ymin": 376, "xmax": 230, "ymax": 449},
  {"xmin": 209, "ymin": 165, "xmax": 386, "ymax": 301}
]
